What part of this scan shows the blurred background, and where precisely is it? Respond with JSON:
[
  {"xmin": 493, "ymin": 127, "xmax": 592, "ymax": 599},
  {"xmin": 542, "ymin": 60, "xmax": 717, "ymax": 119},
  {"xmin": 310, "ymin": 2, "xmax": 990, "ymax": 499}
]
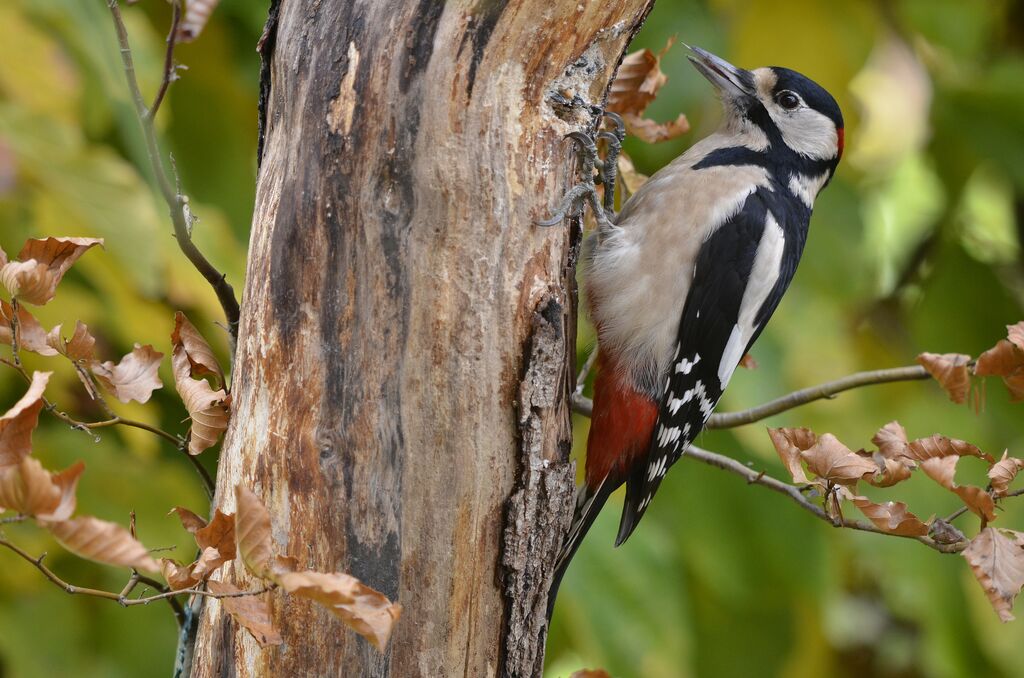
[{"xmin": 0, "ymin": 0, "xmax": 1023, "ymax": 676}]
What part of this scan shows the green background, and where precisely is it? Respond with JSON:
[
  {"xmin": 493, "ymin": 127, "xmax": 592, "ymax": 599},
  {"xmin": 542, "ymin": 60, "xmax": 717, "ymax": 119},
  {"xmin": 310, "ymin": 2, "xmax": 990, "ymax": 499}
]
[{"xmin": 1, "ymin": 1, "xmax": 1023, "ymax": 676}]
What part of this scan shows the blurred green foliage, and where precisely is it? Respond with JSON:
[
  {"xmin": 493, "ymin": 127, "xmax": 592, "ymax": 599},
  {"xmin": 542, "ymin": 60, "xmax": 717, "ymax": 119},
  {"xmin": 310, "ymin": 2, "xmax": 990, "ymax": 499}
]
[{"xmin": 0, "ymin": 1, "xmax": 1023, "ymax": 677}]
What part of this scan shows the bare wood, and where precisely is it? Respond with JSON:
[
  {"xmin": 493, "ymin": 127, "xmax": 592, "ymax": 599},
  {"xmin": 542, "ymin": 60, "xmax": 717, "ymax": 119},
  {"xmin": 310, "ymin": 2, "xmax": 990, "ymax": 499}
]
[{"xmin": 189, "ymin": 1, "xmax": 653, "ymax": 676}]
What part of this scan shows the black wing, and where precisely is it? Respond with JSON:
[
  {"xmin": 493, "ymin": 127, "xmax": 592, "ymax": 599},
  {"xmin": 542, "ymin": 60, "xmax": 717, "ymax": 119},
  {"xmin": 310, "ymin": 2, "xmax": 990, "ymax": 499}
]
[{"xmin": 614, "ymin": 189, "xmax": 807, "ymax": 545}]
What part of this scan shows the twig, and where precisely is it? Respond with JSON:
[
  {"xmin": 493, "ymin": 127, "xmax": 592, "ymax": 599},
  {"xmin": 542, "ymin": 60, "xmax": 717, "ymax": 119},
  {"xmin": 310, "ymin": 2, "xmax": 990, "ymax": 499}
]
[
  {"xmin": 107, "ymin": 0, "xmax": 241, "ymax": 343},
  {"xmin": 570, "ymin": 365, "xmax": 932, "ymax": 427},
  {"xmin": 0, "ymin": 538, "xmax": 270, "ymax": 611},
  {"xmin": 575, "ymin": 348, "xmax": 599, "ymax": 395},
  {"xmin": 684, "ymin": 445, "xmax": 967, "ymax": 553},
  {"xmin": 148, "ymin": 0, "xmax": 183, "ymax": 119}
]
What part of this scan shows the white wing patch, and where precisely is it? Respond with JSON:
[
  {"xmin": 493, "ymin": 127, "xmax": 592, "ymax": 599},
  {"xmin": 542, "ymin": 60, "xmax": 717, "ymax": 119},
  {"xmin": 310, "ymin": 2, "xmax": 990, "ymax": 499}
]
[{"xmin": 716, "ymin": 214, "xmax": 786, "ymax": 390}]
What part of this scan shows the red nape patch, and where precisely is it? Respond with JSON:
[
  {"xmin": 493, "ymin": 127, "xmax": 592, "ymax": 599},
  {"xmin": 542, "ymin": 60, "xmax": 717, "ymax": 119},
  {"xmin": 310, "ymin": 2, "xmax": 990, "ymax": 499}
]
[
  {"xmin": 585, "ymin": 352, "xmax": 659, "ymax": 491},
  {"xmin": 836, "ymin": 127, "xmax": 845, "ymax": 160}
]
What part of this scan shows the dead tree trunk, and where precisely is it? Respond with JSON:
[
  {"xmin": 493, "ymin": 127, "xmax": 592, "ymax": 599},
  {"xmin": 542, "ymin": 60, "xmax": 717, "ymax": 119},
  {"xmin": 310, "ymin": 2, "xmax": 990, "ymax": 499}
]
[{"xmin": 190, "ymin": 1, "xmax": 652, "ymax": 675}]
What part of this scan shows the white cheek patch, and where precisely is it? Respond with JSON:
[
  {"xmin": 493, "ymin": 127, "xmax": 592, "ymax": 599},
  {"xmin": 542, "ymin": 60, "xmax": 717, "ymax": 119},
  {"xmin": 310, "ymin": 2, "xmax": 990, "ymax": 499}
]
[
  {"xmin": 773, "ymin": 108, "xmax": 838, "ymax": 160},
  {"xmin": 788, "ymin": 171, "xmax": 830, "ymax": 207}
]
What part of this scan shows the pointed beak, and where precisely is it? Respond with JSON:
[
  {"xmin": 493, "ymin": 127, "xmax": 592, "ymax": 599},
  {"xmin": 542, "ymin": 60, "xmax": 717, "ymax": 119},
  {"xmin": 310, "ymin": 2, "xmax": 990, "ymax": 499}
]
[{"xmin": 686, "ymin": 45, "xmax": 757, "ymax": 106}]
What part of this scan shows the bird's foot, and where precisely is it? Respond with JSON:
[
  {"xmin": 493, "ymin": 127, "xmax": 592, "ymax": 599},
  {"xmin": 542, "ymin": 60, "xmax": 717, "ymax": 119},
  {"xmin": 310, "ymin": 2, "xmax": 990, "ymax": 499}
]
[{"xmin": 537, "ymin": 112, "xmax": 625, "ymax": 234}]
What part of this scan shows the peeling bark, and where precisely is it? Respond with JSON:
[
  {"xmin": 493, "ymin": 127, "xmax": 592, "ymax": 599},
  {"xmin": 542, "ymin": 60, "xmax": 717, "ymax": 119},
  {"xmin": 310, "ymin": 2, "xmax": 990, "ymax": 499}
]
[{"xmin": 189, "ymin": 1, "xmax": 653, "ymax": 675}]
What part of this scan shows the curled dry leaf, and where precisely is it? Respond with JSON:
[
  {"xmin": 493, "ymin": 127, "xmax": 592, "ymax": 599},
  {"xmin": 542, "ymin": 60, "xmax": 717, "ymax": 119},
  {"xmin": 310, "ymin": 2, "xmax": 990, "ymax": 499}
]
[
  {"xmin": 0, "ymin": 237, "xmax": 103, "ymax": 305},
  {"xmin": 962, "ymin": 527, "xmax": 1024, "ymax": 622},
  {"xmin": 606, "ymin": 40, "xmax": 671, "ymax": 116},
  {"xmin": 802, "ymin": 433, "xmax": 877, "ymax": 485},
  {"xmin": 904, "ymin": 435, "xmax": 994, "ymax": 463},
  {"xmin": 0, "ymin": 457, "xmax": 83, "ymax": 522},
  {"xmin": 868, "ymin": 456, "xmax": 914, "ymax": 488},
  {"xmin": 929, "ymin": 518, "xmax": 967, "ymax": 545},
  {"xmin": 171, "ymin": 345, "xmax": 230, "ymax": 455},
  {"xmin": 91, "ymin": 344, "xmax": 164, "ymax": 404},
  {"xmin": 872, "ymin": 421, "xmax": 909, "ymax": 459},
  {"xmin": 767, "ymin": 427, "xmax": 815, "ymax": 484},
  {"xmin": 0, "ymin": 371, "xmax": 50, "ymax": 468},
  {"xmin": 919, "ymin": 456, "xmax": 996, "ymax": 522},
  {"xmin": 616, "ymin": 153, "xmax": 648, "ymax": 197},
  {"xmin": 622, "ymin": 112, "xmax": 691, "ymax": 144},
  {"xmin": 45, "ymin": 321, "xmax": 96, "ymax": 362},
  {"xmin": 207, "ymin": 579, "xmax": 282, "ymax": 647},
  {"xmin": 989, "ymin": 452, "xmax": 1024, "ymax": 497},
  {"xmin": 0, "ymin": 300, "xmax": 57, "ymax": 356},
  {"xmin": 47, "ymin": 516, "xmax": 159, "ymax": 572},
  {"xmin": 235, "ymin": 486, "xmax": 275, "ymax": 580},
  {"xmin": 277, "ymin": 570, "xmax": 402, "ymax": 652},
  {"xmin": 738, "ymin": 353, "xmax": 758, "ymax": 370},
  {"xmin": 916, "ymin": 352, "xmax": 971, "ymax": 404},
  {"xmin": 177, "ymin": 0, "xmax": 222, "ymax": 43},
  {"xmin": 194, "ymin": 508, "xmax": 236, "ymax": 567},
  {"xmin": 850, "ymin": 495, "xmax": 930, "ymax": 536},
  {"xmin": 169, "ymin": 505, "xmax": 207, "ymax": 533},
  {"xmin": 161, "ymin": 558, "xmax": 200, "ymax": 591},
  {"xmin": 171, "ymin": 312, "xmax": 224, "ymax": 386},
  {"xmin": 974, "ymin": 339, "xmax": 1024, "ymax": 402},
  {"xmin": 1008, "ymin": 322, "xmax": 1024, "ymax": 351}
]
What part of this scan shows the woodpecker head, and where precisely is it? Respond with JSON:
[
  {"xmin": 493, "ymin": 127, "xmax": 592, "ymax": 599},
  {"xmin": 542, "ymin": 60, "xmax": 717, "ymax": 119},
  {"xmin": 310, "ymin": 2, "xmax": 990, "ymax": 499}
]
[{"xmin": 687, "ymin": 46, "xmax": 844, "ymax": 171}]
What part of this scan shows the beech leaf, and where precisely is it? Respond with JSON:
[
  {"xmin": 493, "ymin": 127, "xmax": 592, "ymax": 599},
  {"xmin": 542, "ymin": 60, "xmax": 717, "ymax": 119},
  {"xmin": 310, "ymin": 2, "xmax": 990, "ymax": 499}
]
[
  {"xmin": 0, "ymin": 371, "xmax": 50, "ymax": 468},
  {"xmin": 0, "ymin": 457, "xmax": 83, "ymax": 522},
  {"xmin": 161, "ymin": 558, "xmax": 200, "ymax": 591},
  {"xmin": 47, "ymin": 516, "xmax": 159, "ymax": 572},
  {"xmin": 919, "ymin": 456, "xmax": 996, "ymax": 521},
  {"xmin": 974, "ymin": 339, "xmax": 1024, "ymax": 402},
  {"xmin": 767, "ymin": 427, "xmax": 815, "ymax": 484},
  {"xmin": 850, "ymin": 495, "xmax": 930, "ymax": 536},
  {"xmin": 801, "ymin": 433, "xmax": 877, "ymax": 485},
  {"xmin": 277, "ymin": 570, "xmax": 402, "ymax": 651},
  {"xmin": 606, "ymin": 40, "xmax": 672, "ymax": 116},
  {"xmin": 872, "ymin": 421, "xmax": 909, "ymax": 459},
  {"xmin": 169, "ymin": 505, "xmax": 207, "ymax": 533},
  {"xmin": 904, "ymin": 435, "xmax": 994, "ymax": 463},
  {"xmin": 45, "ymin": 321, "xmax": 96, "ymax": 362},
  {"xmin": 171, "ymin": 312, "xmax": 224, "ymax": 386},
  {"xmin": 1008, "ymin": 322, "xmax": 1024, "ymax": 351},
  {"xmin": 207, "ymin": 580, "xmax": 282, "ymax": 646},
  {"xmin": 989, "ymin": 452, "xmax": 1024, "ymax": 497},
  {"xmin": 235, "ymin": 486, "xmax": 274, "ymax": 580},
  {"xmin": 90, "ymin": 344, "xmax": 164, "ymax": 404},
  {"xmin": 868, "ymin": 456, "xmax": 914, "ymax": 488},
  {"xmin": 616, "ymin": 153, "xmax": 648, "ymax": 196},
  {"xmin": 963, "ymin": 527, "xmax": 1024, "ymax": 622},
  {"xmin": 0, "ymin": 300, "xmax": 57, "ymax": 356},
  {"xmin": 171, "ymin": 344, "xmax": 229, "ymax": 455},
  {"xmin": 194, "ymin": 509, "xmax": 235, "ymax": 565},
  {"xmin": 621, "ymin": 112, "xmax": 691, "ymax": 144},
  {"xmin": 1, "ymin": 237, "xmax": 103, "ymax": 305},
  {"xmin": 916, "ymin": 352, "xmax": 971, "ymax": 404}
]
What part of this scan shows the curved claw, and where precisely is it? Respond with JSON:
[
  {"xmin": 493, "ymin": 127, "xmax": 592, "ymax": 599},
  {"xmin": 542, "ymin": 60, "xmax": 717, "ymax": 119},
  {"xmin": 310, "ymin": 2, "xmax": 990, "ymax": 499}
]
[
  {"xmin": 564, "ymin": 130, "xmax": 598, "ymax": 155},
  {"xmin": 601, "ymin": 111, "xmax": 626, "ymax": 141}
]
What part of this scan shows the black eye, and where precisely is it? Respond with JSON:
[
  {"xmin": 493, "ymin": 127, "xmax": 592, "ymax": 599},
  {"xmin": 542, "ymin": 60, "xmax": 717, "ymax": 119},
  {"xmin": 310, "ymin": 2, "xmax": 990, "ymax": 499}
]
[{"xmin": 777, "ymin": 91, "xmax": 800, "ymax": 110}]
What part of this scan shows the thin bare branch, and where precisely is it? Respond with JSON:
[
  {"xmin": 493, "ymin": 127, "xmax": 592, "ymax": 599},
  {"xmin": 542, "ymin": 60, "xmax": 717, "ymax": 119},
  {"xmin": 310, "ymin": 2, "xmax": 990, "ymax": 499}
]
[
  {"xmin": 107, "ymin": 0, "xmax": 241, "ymax": 343},
  {"xmin": 148, "ymin": 0, "xmax": 183, "ymax": 119},
  {"xmin": 684, "ymin": 445, "xmax": 967, "ymax": 553},
  {"xmin": 571, "ymin": 364, "xmax": 932, "ymax": 426}
]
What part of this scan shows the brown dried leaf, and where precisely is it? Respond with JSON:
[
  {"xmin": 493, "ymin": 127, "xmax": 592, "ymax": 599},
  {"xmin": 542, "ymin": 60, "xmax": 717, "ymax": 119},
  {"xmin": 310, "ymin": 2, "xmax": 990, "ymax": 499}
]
[
  {"xmin": 171, "ymin": 345, "xmax": 230, "ymax": 455},
  {"xmin": 767, "ymin": 427, "xmax": 816, "ymax": 484},
  {"xmin": 169, "ymin": 505, "xmax": 207, "ymax": 533},
  {"xmin": 570, "ymin": 671, "xmax": 613, "ymax": 678},
  {"xmin": 606, "ymin": 40, "xmax": 673, "ymax": 116},
  {"xmin": 47, "ymin": 516, "xmax": 159, "ymax": 572},
  {"xmin": 919, "ymin": 456, "xmax": 997, "ymax": 521},
  {"xmin": 916, "ymin": 352, "xmax": 971, "ymax": 404},
  {"xmin": 989, "ymin": 452, "xmax": 1024, "ymax": 497},
  {"xmin": 1, "ymin": 237, "xmax": 103, "ymax": 305},
  {"xmin": 905, "ymin": 435, "xmax": 994, "ymax": 463},
  {"xmin": 161, "ymin": 558, "xmax": 199, "ymax": 591},
  {"xmin": 0, "ymin": 371, "xmax": 50, "ymax": 468},
  {"xmin": 622, "ymin": 112, "xmax": 691, "ymax": 144},
  {"xmin": 850, "ymin": 495, "xmax": 930, "ymax": 536},
  {"xmin": 963, "ymin": 527, "xmax": 1024, "ymax": 622},
  {"xmin": 177, "ymin": 0, "xmax": 222, "ymax": 43},
  {"xmin": 195, "ymin": 509, "xmax": 235, "ymax": 565},
  {"xmin": 616, "ymin": 153, "xmax": 648, "ymax": 196},
  {"xmin": 45, "ymin": 321, "xmax": 96, "ymax": 362},
  {"xmin": 90, "ymin": 344, "xmax": 164, "ymax": 404},
  {"xmin": 868, "ymin": 456, "xmax": 914, "ymax": 488},
  {"xmin": 872, "ymin": 421, "xmax": 909, "ymax": 459},
  {"xmin": 191, "ymin": 546, "xmax": 228, "ymax": 580},
  {"xmin": 1008, "ymin": 322, "xmax": 1024, "ymax": 351},
  {"xmin": 235, "ymin": 486, "xmax": 274, "ymax": 580},
  {"xmin": 0, "ymin": 300, "xmax": 57, "ymax": 356},
  {"xmin": 171, "ymin": 312, "xmax": 224, "ymax": 386},
  {"xmin": 738, "ymin": 353, "xmax": 758, "ymax": 370},
  {"xmin": 802, "ymin": 433, "xmax": 877, "ymax": 485},
  {"xmin": 974, "ymin": 339, "xmax": 1024, "ymax": 402},
  {"xmin": 277, "ymin": 570, "xmax": 402, "ymax": 651},
  {"xmin": 207, "ymin": 579, "xmax": 282, "ymax": 646},
  {"xmin": 0, "ymin": 457, "xmax": 83, "ymax": 521}
]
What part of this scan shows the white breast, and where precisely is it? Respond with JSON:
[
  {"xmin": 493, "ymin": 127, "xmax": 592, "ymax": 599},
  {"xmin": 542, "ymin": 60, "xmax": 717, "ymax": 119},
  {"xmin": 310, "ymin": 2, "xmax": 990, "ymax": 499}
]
[{"xmin": 583, "ymin": 133, "xmax": 772, "ymax": 395}]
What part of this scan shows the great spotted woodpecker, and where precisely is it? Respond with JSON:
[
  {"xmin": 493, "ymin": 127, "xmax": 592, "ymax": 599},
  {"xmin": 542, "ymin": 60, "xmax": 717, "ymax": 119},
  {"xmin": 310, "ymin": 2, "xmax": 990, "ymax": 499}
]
[{"xmin": 542, "ymin": 46, "xmax": 844, "ymax": 609}]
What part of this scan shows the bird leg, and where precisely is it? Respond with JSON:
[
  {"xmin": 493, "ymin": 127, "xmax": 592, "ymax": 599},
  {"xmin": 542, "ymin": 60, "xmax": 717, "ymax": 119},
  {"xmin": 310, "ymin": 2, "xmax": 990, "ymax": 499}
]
[{"xmin": 538, "ymin": 112, "xmax": 624, "ymax": 240}]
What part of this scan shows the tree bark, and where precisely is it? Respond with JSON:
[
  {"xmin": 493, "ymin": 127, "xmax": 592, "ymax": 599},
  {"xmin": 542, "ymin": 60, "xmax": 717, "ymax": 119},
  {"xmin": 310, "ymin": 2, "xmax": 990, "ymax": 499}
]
[{"xmin": 189, "ymin": 1, "xmax": 652, "ymax": 675}]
